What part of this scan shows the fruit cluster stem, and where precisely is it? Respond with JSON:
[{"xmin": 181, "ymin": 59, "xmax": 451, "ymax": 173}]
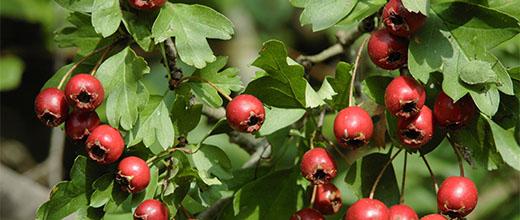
[
  {"xmin": 447, "ymin": 134, "xmax": 465, "ymax": 177},
  {"xmin": 348, "ymin": 38, "xmax": 369, "ymax": 107},
  {"xmin": 90, "ymin": 45, "xmax": 113, "ymax": 76},
  {"xmin": 400, "ymin": 152, "xmax": 408, "ymax": 204},
  {"xmin": 309, "ymin": 184, "xmax": 318, "ymax": 207},
  {"xmin": 421, "ymin": 154, "xmax": 439, "ymax": 193},
  {"xmin": 369, "ymin": 148, "xmax": 403, "ymax": 199}
]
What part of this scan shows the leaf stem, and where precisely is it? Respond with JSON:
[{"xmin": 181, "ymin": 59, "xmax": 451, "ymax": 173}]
[
  {"xmin": 421, "ymin": 154, "xmax": 439, "ymax": 193},
  {"xmin": 348, "ymin": 38, "xmax": 369, "ymax": 107},
  {"xmin": 90, "ymin": 45, "xmax": 113, "ymax": 76},
  {"xmin": 369, "ymin": 148, "xmax": 403, "ymax": 199},
  {"xmin": 400, "ymin": 152, "xmax": 408, "ymax": 204},
  {"xmin": 447, "ymin": 134, "xmax": 465, "ymax": 177},
  {"xmin": 189, "ymin": 76, "xmax": 233, "ymax": 102}
]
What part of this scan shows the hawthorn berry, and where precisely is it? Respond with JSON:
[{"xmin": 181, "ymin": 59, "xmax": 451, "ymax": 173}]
[
  {"xmin": 397, "ymin": 105, "xmax": 434, "ymax": 149},
  {"xmin": 385, "ymin": 76, "xmax": 426, "ymax": 119},
  {"xmin": 128, "ymin": 0, "xmax": 166, "ymax": 10},
  {"xmin": 85, "ymin": 124, "xmax": 124, "ymax": 164},
  {"xmin": 382, "ymin": 0, "xmax": 427, "ymax": 37},
  {"xmin": 313, "ymin": 183, "xmax": 342, "ymax": 215},
  {"xmin": 65, "ymin": 73, "xmax": 104, "ymax": 111},
  {"xmin": 333, "ymin": 106, "xmax": 373, "ymax": 148},
  {"xmin": 133, "ymin": 199, "xmax": 169, "ymax": 220},
  {"xmin": 301, "ymin": 148, "xmax": 337, "ymax": 185},
  {"xmin": 389, "ymin": 204, "xmax": 418, "ymax": 220},
  {"xmin": 367, "ymin": 29, "xmax": 409, "ymax": 70},
  {"xmin": 34, "ymin": 88, "xmax": 69, "ymax": 127},
  {"xmin": 433, "ymin": 92, "xmax": 476, "ymax": 129},
  {"xmin": 226, "ymin": 94, "xmax": 265, "ymax": 133},
  {"xmin": 65, "ymin": 110, "xmax": 100, "ymax": 141},
  {"xmin": 437, "ymin": 176, "xmax": 478, "ymax": 218},
  {"xmin": 420, "ymin": 214, "xmax": 447, "ymax": 220},
  {"xmin": 344, "ymin": 198, "xmax": 389, "ymax": 220},
  {"xmin": 290, "ymin": 208, "xmax": 325, "ymax": 220},
  {"xmin": 116, "ymin": 156, "xmax": 150, "ymax": 193}
]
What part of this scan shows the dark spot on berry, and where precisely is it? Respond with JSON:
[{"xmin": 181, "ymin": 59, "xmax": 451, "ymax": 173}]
[
  {"xmin": 90, "ymin": 144, "xmax": 106, "ymax": 160},
  {"xmin": 313, "ymin": 169, "xmax": 327, "ymax": 181},
  {"xmin": 345, "ymin": 139, "xmax": 366, "ymax": 148},
  {"xmin": 115, "ymin": 174, "xmax": 131, "ymax": 191},
  {"xmin": 390, "ymin": 13, "xmax": 404, "ymax": 25},
  {"xmin": 248, "ymin": 115, "xmax": 260, "ymax": 126},
  {"xmin": 402, "ymin": 102, "xmax": 417, "ymax": 113},
  {"xmin": 78, "ymin": 91, "xmax": 92, "ymax": 103},
  {"xmin": 42, "ymin": 113, "xmax": 57, "ymax": 125},
  {"xmin": 387, "ymin": 52, "xmax": 402, "ymax": 63},
  {"xmin": 403, "ymin": 129, "xmax": 421, "ymax": 140}
]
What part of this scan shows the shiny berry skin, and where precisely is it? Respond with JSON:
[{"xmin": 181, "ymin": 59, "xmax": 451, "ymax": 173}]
[
  {"xmin": 397, "ymin": 105, "xmax": 434, "ymax": 149},
  {"xmin": 367, "ymin": 29, "xmax": 409, "ymax": 70},
  {"xmin": 133, "ymin": 199, "xmax": 169, "ymax": 220},
  {"xmin": 389, "ymin": 204, "xmax": 418, "ymax": 220},
  {"xmin": 344, "ymin": 198, "xmax": 389, "ymax": 220},
  {"xmin": 290, "ymin": 208, "xmax": 325, "ymax": 220},
  {"xmin": 226, "ymin": 94, "xmax": 265, "ymax": 133},
  {"xmin": 385, "ymin": 76, "xmax": 426, "ymax": 119},
  {"xmin": 85, "ymin": 125, "xmax": 124, "ymax": 164},
  {"xmin": 65, "ymin": 110, "xmax": 100, "ymax": 141},
  {"xmin": 334, "ymin": 106, "xmax": 373, "ymax": 148},
  {"xmin": 382, "ymin": 0, "xmax": 427, "ymax": 37},
  {"xmin": 65, "ymin": 74, "xmax": 104, "ymax": 111},
  {"xmin": 313, "ymin": 183, "xmax": 342, "ymax": 215},
  {"xmin": 433, "ymin": 92, "xmax": 476, "ymax": 129},
  {"xmin": 34, "ymin": 88, "xmax": 69, "ymax": 127},
  {"xmin": 420, "ymin": 214, "xmax": 447, "ymax": 220},
  {"xmin": 437, "ymin": 176, "xmax": 478, "ymax": 218},
  {"xmin": 116, "ymin": 156, "xmax": 150, "ymax": 193},
  {"xmin": 301, "ymin": 148, "xmax": 337, "ymax": 185},
  {"xmin": 128, "ymin": 0, "xmax": 166, "ymax": 10}
]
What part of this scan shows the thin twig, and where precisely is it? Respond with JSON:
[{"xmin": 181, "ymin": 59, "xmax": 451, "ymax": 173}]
[
  {"xmin": 400, "ymin": 152, "xmax": 408, "ymax": 204},
  {"xmin": 90, "ymin": 45, "xmax": 113, "ymax": 76},
  {"xmin": 348, "ymin": 38, "xmax": 369, "ymax": 107},
  {"xmin": 421, "ymin": 154, "xmax": 439, "ymax": 193},
  {"xmin": 447, "ymin": 134, "xmax": 465, "ymax": 177},
  {"xmin": 369, "ymin": 148, "xmax": 403, "ymax": 199}
]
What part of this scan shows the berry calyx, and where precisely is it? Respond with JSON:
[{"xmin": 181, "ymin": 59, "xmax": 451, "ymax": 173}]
[
  {"xmin": 301, "ymin": 148, "xmax": 337, "ymax": 185},
  {"xmin": 133, "ymin": 199, "xmax": 169, "ymax": 220},
  {"xmin": 290, "ymin": 208, "xmax": 325, "ymax": 220},
  {"xmin": 34, "ymin": 88, "xmax": 69, "ymax": 127},
  {"xmin": 389, "ymin": 204, "xmax": 418, "ymax": 220},
  {"xmin": 313, "ymin": 183, "xmax": 342, "ymax": 215},
  {"xmin": 128, "ymin": 0, "xmax": 166, "ymax": 10},
  {"xmin": 333, "ymin": 106, "xmax": 373, "ymax": 148},
  {"xmin": 65, "ymin": 110, "xmax": 100, "ymax": 141},
  {"xmin": 226, "ymin": 94, "xmax": 265, "ymax": 133},
  {"xmin": 433, "ymin": 92, "xmax": 476, "ymax": 129},
  {"xmin": 385, "ymin": 76, "xmax": 426, "ymax": 119},
  {"xmin": 344, "ymin": 198, "xmax": 389, "ymax": 220},
  {"xmin": 397, "ymin": 105, "xmax": 434, "ymax": 149},
  {"xmin": 65, "ymin": 73, "xmax": 104, "ymax": 111},
  {"xmin": 116, "ymin": 156, "xmax": 150, "ymax": 193},
  {"xmin": 367, "ymin": 29, "xmax": 409, "ymax": 70},
  {"xmin": 382, "ymin": 0, "xmax": 427, "ymax": 37},
  {"xmin": 420, "ymin": 214, "xmax": 447, "ymax": 220},
  {"xmin": 85, "ymin": 124, "xmax": 124, "ymax": 164},
  {"xmin": 437, "ymin": 176, "xmax": 478, "ymax": 218}
]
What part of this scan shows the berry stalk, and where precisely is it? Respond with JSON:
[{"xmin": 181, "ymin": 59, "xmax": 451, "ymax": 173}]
[{"xmin": 369, "ymin": 148, "xmax": 403, "ymax": 199}]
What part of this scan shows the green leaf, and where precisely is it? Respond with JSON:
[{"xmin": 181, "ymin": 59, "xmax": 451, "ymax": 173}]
[
  {"xmin": 486, "ymin": 117, "xmax": 520, "ymax": 171},
  {"xmin": 245, "ymin": 77, "xmax": 303, "ymax": 108},
  {"xmin": 317, "ymin": 77, "xmax": 337, "ymax": 101},
  {"xmin": 122, "ymin": 11, "xmax": 153, "ymax": 52},
  {"xmin": 91, "ymin": 0, "xmax": 122, "ymax": 37},
  {"xmin": 459, "ymin": 60, "xmax": 497, "ymax": 85},
  {"xmin": 89, "ymin": 174, "xmax": 114, "ymax": 208},
  {"xmin": 478, "ymin": 52, "xmax": 514, "ymax": 95},
  {"xmin": 54, "ymin": 0, "xmax": 93, "ymax": 12},
  {"xmin": 191, "ymin": 144, "xmax": 233, "ymax": 185},
  {"xmin": 469, "ymin": 86, "xmax": 500, "ymax": 117},
  {"xmin": 363, "ymin": 75, "xmax": 393, "ymax": 105},
  {"xmin": 299, "ymin": 0, "xmax": 358, "ymax": 31},
  {"xmin": 338, "ymin": 0, "xmax": 386, "ymax": 25},
  {"xmin": 55, "ymin": 13, "xmax": 103, "ymax": 54},
  {"xmin": 0, "ymin": 55, "xmax": 24, "ymax": 91},
  {"xmin": 42, "ymin": 63, "xmax": 93, "ymax": 90},
  {"xmin": 305, "ymin": 82, "xmax": 326, "ymax": 108},
  {"xmin": 509, "ymin": 66, "xmax": 520, "ymax": 81},
  {"xmin": 487, "ymin": 0, "xmax": 520, "ymax": 21},
  {"xmin": 258, "ymin": 107, "xmax": 306, "ymax": 136},
  {"xmin": 172, "ymin": 96, "xmax": 203, "ymax": 136},
  {"xmin": 152, "ymin": 3, "xmax": 234, "ymax": 68},
  {"xmin": 96, "ymin": 47, "xmax": 150, "ymax": 130},
  {"xmin": 401, "ymin": 0, "xmax": 429, "ymax": 15},
  {"xmin": 326, "ymin": 62, "xmax": 353, "ymax": 110}
]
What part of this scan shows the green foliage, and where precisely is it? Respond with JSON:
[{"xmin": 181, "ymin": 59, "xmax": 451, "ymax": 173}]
[{"xmin": 0, "ymin": 55, "xmax": 24, "ymax": 91}]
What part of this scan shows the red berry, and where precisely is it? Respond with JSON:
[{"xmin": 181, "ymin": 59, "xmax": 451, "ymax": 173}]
[
  {"xmin": 85, "ymin": 124, "xmax": 124, "ymax": 164},
  {"xmin": 397, "ymin": 105, "xmax": 434, "ymax": 149},
  {"xmin": 333, "ymin": 106, "xmax": 373, "ymax": 148},
  {"xmin": 420, "ymin": 214, "xmax": 447, "ymax": 220},
  {"xmin": 65, "ymin": 110, "xmax": 100, "ymax": 141},
  {"xmin": 389, "ymin": 204, "xmax": 418, "ymax": 220},
  {"xmin": 290, "ymin": 208, "xmax": 325, "ymax": 220},
  {"xmin": 433, "ymin": 92, "xmax": 476, "ymax": 129},
  {"xmin": 301, "ymin": 148, "xmax": 337, "ymax": 185},
  {"xmin": 133, "ymin": 199, "xmax": 169, "ymax": 220},
  {"xmin": 34, "ymin": 88, "xmax": 69, "ymax": 127},
  {"xmin": 385, "ymin": 76, "xmax": 426, "ymax": 119},
  {"xmin": 344, "ymin": 198, "xmax": 389, "ymax": 220},
  {"xmin": 65, "ymin": 74, "xmax": 104, "ymax": 111},
  {"xmin": 226, "ymin": 94, "xmax": 265, "ymax": 133},
  {"xmin": 128, "ymin": 0, "xmax": 166, "ymax": 10},
  {"xmin": 437, "ymin": 176, "xmax": 478, "ymax": 218},
  {"xmin": 116, "ymin": 156, "xmax": 150, "ymax": 193},
  {"xmin": 382, "ymin": 0, "xmax": 427, "ymax": 37},
  {"xmin": 313, "ymin": 183, "xmax": 342, "ymax": 215},
  {"xmin": 367, "ymin": 29, "xmax": 409, "ymax": 70}
]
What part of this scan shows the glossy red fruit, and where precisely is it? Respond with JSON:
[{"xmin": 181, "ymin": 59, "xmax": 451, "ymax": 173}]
[
  {"xmin": 116, "ymin": 156, "xmax": 150, "ymax": 193},
  {"xmin": 290, "ymin": 208, "xmax": 325, "ymax": 220},
  {"xmin": 128, "ymin": 0, "xmax": 166, "ymax": 10},
  {"xmin": 420, "ymin": 214, "xmax": 447, "ymax": 220},
  {"xmin": 397, "ymin": 105, "xmax": 434, "ymax": 149},
  {"xmin": 301, "ymin": 148, "xmax": 337, "ymax": 185},
  {"xmin": 65, "ymin": 74, "xmax": 104, "ymax": 111},
  {"xmin": 437, "ymin": 176, "xmax": 478, "ymax": 218},
  {"xmin": 344, "ymin": 198, "xmax": 389, "ymax": 220},
  {"xmin": 389, "ymin": 204, "xmax": 418, "ymax": 220},
  {"xmin": 65, "ymin": 110, "xmax": 100, "ymax": 140},
  {"xmin": 334, "ymin": 106, "xmax": 373, "ymax": 148},
  {"xmin": 133, "ymin": 199, "xmax": 169, "ymax": 220},
  {"xmin": 35, "ymin": 88, "xmax": 69, "ymax": 127},
  {"xmin": 385, "ymin": 76, "xmax": 426, "ymax": 119},
  {"xmin": 367, "ymin": 29, "xmax": 409, "ymax": 70},
  {"xmin": 85, "ymin": 125, "xmax": 124, "ymax": 164},
  {"xmin": 433, "ymin": 92, "xmax": 476, "ymax": 129},
  {"xmin": 382, "ymin": 0, "xmax": 427, "ymax": 37},
  {"xmin": 226, "ymin": 94, "xmax": 265, "ymax": 133},
  {"xmin": 313, "ymin": 183, "xmax": 342, "ymax": 215}
]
